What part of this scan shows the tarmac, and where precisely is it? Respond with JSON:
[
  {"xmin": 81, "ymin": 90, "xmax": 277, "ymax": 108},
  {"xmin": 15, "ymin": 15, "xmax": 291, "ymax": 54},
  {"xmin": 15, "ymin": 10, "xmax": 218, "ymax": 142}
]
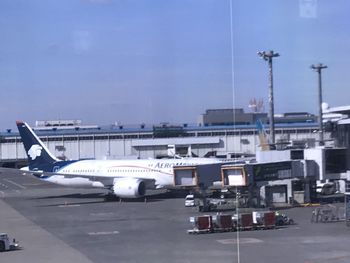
[{"xmin": 1, "ymin": 168, "xmax": 350, "ymax": 263}]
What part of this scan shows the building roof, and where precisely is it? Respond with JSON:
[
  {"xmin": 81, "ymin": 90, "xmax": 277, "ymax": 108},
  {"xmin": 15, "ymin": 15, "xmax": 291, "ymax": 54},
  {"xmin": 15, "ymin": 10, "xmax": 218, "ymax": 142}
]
[
  {"xmin": 325, "ymin": 105, "xmax": 350, "ymax": 115},
  {"xmin": 0, "ymin": 122, "xmax": 319, "ymax": 138}
]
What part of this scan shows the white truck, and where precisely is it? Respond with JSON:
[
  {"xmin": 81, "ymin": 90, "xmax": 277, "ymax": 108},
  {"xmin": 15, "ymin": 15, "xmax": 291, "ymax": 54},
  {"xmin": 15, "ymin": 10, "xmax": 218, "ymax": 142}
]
[{"xmin": 0, "ymin": 233, "xmax": 20, "ymax": 252}]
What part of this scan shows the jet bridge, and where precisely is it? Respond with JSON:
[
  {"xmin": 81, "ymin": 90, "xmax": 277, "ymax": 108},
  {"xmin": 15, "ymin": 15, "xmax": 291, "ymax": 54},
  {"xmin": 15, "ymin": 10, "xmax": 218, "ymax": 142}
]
[
  {"xmin": 220, "ymin": 165, "xmax": 248, "ymax": 187},
  {"xmin": 173, "ymin": 163, "xmax": 222, "ymax": 189},
  {"xmin": 173, "ymin": 162, "xmax": 248, "ymax": 189}
]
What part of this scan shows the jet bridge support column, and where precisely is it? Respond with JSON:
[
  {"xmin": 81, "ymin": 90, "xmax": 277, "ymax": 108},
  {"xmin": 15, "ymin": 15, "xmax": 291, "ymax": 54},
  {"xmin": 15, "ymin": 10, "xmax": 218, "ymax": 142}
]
[
  {"xmin": 303, "ymin": 179, "xmax": 311, "ymax": 203},
  {"xmin": 346, "ymin": 193, "xmax": 350, "ymax": 227},
  {"xmin": 247, "ymin": 183, "xmax": 257, "ymax": 208}
]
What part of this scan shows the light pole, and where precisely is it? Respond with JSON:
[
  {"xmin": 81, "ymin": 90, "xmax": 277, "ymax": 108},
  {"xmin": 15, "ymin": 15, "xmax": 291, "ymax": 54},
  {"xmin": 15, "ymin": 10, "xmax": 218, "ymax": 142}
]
[
  {"xmin": 311, "ymin": 63, "xmax": 327, "ymax": 146},
  {"xmin": 258, "ymin": 50, "xmax": 280, "ymax": 145}
]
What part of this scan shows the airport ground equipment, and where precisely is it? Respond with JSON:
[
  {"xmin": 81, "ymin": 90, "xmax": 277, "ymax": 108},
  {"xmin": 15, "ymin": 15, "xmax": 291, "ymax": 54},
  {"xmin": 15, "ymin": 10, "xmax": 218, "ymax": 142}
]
[
  {"xmin": 238, "ymin": 213, "xmax": 254, "ymax": 230},
  {"xmin": 212, "ymin": 214, "xmax": 235, "ymax": 232},
  {"xmin": 253, "ymin": 210, "xmax": 295, "ymax": 228},
  {"xmin": 252, "ymin": 211, "xmax": 277, "ymax": 229},
  {"xmin": 187, "ymin": 215, "xmax": 214, "ymax": 234},
  {"xmin": 274, "ymin": 211, "xmax": 294, "ymax": 226},
  {"xmin": 311, "ymin": 204, "xmax": 345, "ymax": 223},
  {"xmin": 197, "ymin": 198, "xmax": 236, "ymax": 212},
  {"xmin": 0, "ymin": 233, "xmax": 20, "ymax": 252},
  {"xmin": 187, "ymin": 214, "xmax": 236, "ymax": 234},
  {"xmin": 187, "ymin": 210, "xmax": 293, "ymax": 234},
  {"xmin": 316, "ymin": 182, "xmax": 337, "ymax": 195}
]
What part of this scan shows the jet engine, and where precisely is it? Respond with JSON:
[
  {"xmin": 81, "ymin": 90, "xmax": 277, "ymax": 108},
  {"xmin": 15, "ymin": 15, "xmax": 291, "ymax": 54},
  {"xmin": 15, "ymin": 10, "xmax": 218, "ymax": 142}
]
[{"xmin": 113, "ymin": 178, "xmax": 146, "ymax": 198}]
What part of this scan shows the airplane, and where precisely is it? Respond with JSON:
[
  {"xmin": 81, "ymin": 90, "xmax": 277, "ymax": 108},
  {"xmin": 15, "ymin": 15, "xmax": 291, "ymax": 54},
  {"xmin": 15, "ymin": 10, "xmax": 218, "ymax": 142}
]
[{"xmin": 16, "ymin": 121, "xmax": 222, "ymax": 198}]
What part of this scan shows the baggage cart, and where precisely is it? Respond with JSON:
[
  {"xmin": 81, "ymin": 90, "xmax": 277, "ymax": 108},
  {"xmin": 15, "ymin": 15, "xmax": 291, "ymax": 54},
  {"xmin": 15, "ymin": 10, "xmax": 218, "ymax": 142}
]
[
  {"xmin": 187, "ymin": 215, "xmax": 213, "ymax": 234},
  {"xmin": 213, "ymin": 214, "xmax": 235, "ymax": 232}
]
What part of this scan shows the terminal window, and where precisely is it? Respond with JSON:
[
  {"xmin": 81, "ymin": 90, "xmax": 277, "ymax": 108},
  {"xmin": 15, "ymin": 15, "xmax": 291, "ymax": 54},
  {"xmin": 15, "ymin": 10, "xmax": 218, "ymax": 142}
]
[{"xmin": 325, "ymin": 149, "xmax": 348, "ymax": 173}]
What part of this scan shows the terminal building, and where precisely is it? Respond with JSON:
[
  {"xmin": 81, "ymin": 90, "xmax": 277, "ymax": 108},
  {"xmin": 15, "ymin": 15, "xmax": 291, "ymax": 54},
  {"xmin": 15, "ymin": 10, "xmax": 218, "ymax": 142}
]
[
  {"xmin": 1, "ymin": 106, "xmax": 350, "ymax": 207},
  {"xmin": 0, "ymin": 109, "xmax": 323, "ymax": 166},
  {"xmin": 0, "ymin": 118, "xmax": 323, "ymax": 167},
  {"xmin": 198, "ymin": 108, "xmax": 317, "ymax": 126},
  {"xmin": 198, "ymin": 108, "xmax": 268, "ymax": 126}
]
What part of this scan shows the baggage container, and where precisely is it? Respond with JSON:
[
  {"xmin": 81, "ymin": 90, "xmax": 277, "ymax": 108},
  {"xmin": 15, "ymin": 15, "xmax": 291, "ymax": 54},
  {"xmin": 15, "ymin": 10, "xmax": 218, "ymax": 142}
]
[
  {"xmin": 187, "ymin": 215, "xmax": 213, "ymax": 234},
  {"xmin": 213, "ymin": 214, "xmax": 234, "ymax": 231},
  {"xmin": 262, "ymin": 211, "xmax": 276, "ymax": 229},
  {"xmin": 197, "ymin": 215, "xmax": 212, "ymax": 230},
  {"xmin": 239, "ymin": 213, "xmax": 253, "ymax": 230}
]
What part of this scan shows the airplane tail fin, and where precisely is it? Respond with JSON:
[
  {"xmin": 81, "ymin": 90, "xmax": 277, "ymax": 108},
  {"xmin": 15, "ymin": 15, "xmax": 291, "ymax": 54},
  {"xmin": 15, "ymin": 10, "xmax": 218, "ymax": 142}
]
[
  {"xmin": 16, "ymin": 121, "xmax": 59, "ymax": 170},
  {"xmin": 256, "ymin": 119, "xmax": 270, "ymax": 151}
]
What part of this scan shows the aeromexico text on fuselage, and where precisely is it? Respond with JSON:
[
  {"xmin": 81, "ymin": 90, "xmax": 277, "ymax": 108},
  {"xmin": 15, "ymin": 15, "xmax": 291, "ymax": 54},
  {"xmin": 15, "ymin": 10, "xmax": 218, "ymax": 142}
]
[{"xmin": 32, "ymin": 158, "xmax": 220, "ymax": 174}]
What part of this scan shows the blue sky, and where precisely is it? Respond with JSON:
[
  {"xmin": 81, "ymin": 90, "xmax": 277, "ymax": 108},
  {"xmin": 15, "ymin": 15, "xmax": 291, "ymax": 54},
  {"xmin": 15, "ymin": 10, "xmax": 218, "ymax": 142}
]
[{"xmin": 0, "ymin": 0, "xmax": 349, "ymax": 129}]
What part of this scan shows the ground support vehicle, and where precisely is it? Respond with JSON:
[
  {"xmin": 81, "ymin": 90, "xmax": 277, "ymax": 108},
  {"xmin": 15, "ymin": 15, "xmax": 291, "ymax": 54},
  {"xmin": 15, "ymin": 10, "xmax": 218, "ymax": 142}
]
[
  {"xmin": 197, "ymin": 198, "xmax": 236, "ymax": 212},
  {"xmin": 0, "ymin": 233, "xmax": 20, "ymax": 252},
  {"xmin": 311, "ymin": 204, "xmax": 345, "ymax": 223},
  {"xmin": 185, "ymin": 194, "xmax": 196, "ymax": 207},
  {"xmin": 275, "ymin": 212, "xmax": 295, "ymax": 226}
]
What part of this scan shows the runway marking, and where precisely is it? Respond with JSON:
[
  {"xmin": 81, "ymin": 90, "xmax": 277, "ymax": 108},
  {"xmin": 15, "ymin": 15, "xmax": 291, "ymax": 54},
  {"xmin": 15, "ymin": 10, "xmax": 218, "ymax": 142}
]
[
  {"xmin": 22, "ymin": 183, "xmax": 41, "ymax": 186},
  {"xmin": 58, "ymin": 204, "xmax": 81, "ymax": 208},
  {"xmin": 3, "ymin": 178, "xmax": 26, "ymax": 189},
  {"xmin": 277, "ymin": 226, "xmax": 300, "ymax": 231},
  {"xmin": 90, "ymin": 212, "xmax": 115, "ymax": 216},
  {"xmin": 217, "ymin": 238, "xmax": 263, "ymax": 245},
  {"xmin": 88, "ymin": 231, "xmax": 119, "ymax": 236}
]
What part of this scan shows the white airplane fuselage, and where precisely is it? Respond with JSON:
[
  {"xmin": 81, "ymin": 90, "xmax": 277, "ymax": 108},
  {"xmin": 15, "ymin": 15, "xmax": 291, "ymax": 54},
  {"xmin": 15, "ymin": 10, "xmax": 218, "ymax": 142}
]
[{"xmin": 45, "ymin": 158, "xmax": 221, "ymax": 189}]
